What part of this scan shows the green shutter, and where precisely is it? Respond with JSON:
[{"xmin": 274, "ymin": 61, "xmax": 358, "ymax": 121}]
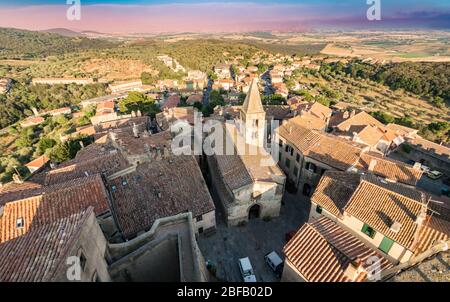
[
  {"xmin": 379, "ymin": 236, "xmax": 394, "ymax": 254},
  {"xmin": 316, "ymin": 205, "xmax": 322, "ymax": 214},
  {"xmin": 361, "ymin": 224, "xmax": 376, "ymax": 238}
]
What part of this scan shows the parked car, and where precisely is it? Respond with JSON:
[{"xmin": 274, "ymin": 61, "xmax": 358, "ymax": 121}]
[
  {"xmin": 238, "ymin": 257, "xmax": 257, "ymax": 282},
  {"xmin": 264, "ymin": 251, "xmax": 284, "ymax": 277},
  {"xmin": 427, "ymin": 170, "xmax": 443, "ymax": 180}
]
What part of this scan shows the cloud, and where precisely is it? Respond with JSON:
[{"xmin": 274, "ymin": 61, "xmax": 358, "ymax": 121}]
[{"xmin": 0, "ymin": 2, "xmax": 448, "ymax": 33}]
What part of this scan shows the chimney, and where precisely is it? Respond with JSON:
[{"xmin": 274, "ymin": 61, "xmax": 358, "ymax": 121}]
[
  {"xmin": 137, "ymin": 110, "xmax": 142, "ymax": 117},
  {"xmin": 79, "ymin": 141, "xmax": 85, "ymax": 149},
  {"xmin": 352, "ymin": 132, "xmax": 359, "ymax": 142},
  {"xmin": 350, "ymin": 110, "xmax": 356, "ymax": 118},
  {"xmin": 415, "ymin": 209, "xmax": 427, "ymax": 225},
  {"xmin": 31, "ymin": 107, "xmax": 39, "ymax": 116},
  {"xmin": 368, "ymin": 159, "xmax": 377, "ymax": 172},
  {"xmin": 344, "ymin": 258, "xmax": 365, "ymax": 281},
  {"xmin": 12, "ymin": 173, "xmax": 23, "ymax": 184},
  {"xmin": 132, "ymin": 123, "xmax": 139, "ymax": 138},
  {"xmin": 390, "ymin": 221, "xmax": 402, "ymax": 233},
  {"xmin": 343, "ymin": 111, "xmax": 349, "ymax": 119},
  {"xmin": 110, "ymin": 131, "xmax": 117, "ymax": 142}
]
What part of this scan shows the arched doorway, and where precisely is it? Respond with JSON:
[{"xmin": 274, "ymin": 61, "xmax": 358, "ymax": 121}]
[
  {"xmin": 248, "ymin": 204, "xmax": 261, "ymax": 220},
  {"xmin": 302, "ymin": 184, "xmax": 312, "ymax": 197}
]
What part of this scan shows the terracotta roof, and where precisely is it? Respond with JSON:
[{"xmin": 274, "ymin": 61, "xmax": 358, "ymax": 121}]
[
  {"xmin": 290, "ymin": 114, "xmax": 327, "ymax": 131},
  {"xmin": 96, "ymin": 101, "xmax": 115, "ymax": 115},
  {"xmin": 311, "ymin": 171, "xmax": 361, "ymax": 217},
  {"xmin": 0, "ymin": 174, "xmax": 110, "ymax": 243},
  {"xmin": 279, "ymin": 121, "xmax": 365, "ymax": 171},
  {"xmin": 412, "ymin": 215, "xmax": 450, "ymax": 255},
  {"xmin": 297, "ymin": 102, "xmax": 332, "ymax": 120},
  {"xmin": 284, "ymin": 216, "xmax": 393, "ymax": 282},
  {"xmin": 186, "ymin": 94, "xmax": 203, "ymax": 105},
  {"xmin": 113, "ymin": 129, "xmax": 172, "ymax": 157},
  {"xmin": 0, "ymin": 181, "xmax": 43, "ymax": 206},
  {"xmin": 278, "ymin": 121, "xmax": 322, "ymax": 153},
  {"xmin": 213, "ymin": 123, "xmax": 284, "ymax": 191},
  {"xmin": 263, "ymin": 105, "xmax": 293, "ymax": 120},
  {"xmin": 94, "ymin": 116, "xmax": 149, "ymax": 133},
  {"xmin": 345, "ymin": 177, "xmax": 426, "ymax": 249},
  {"xmin": 108, "ymin": 156, "xmax": 215, "ymax": 239},
  {"xmin": 407, "ymin": 136, "xmax": 450, "ymax": 157},
  {"xmin": 356, "ymin": 152, "xmax": 423, "ymax": 186},
  {"xmin": 20, "ymin": 116, "xmax": 45, "ymax": 127},
  {"xmin": 44, "ymin": 151, "xmax": 131, "ymax": 185},
  {"xmin": 241, "ymin": 79, "xmax": 264, "ymax": 114},
  {"xmin": 156, "ymin": 107, "xmax": 197, "ymax": 131},
  {"xmin": 0, "ymin": 208, "xmax": 92, "ymax": 282},
  {"xmin": 336, "ymin": 111, "xmax": 385, "ymax": 132},
  {"xmin": 162, "ymin": 95, "xmax": 181, "ymax": 110},
  {"xmin": 386, "ymin": 123, "xmax": 418, "ymax": 136},
  {"xmin": 351, "ymin": 125, "xmax": 386, "ymax": 147},
  {"xmin": 25, "ymin": 155, "xmax": 50, "ymax": 169}
]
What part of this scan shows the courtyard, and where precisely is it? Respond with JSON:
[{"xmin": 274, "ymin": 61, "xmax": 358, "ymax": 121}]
[{"xmin": 198, "ymin": 190, "xmax": 311, "ymax": 282}]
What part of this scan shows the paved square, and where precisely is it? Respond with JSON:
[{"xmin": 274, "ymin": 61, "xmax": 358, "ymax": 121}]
[{"xmin": 198, "ymin": 191, "xmax": 311, "ymax": 282}]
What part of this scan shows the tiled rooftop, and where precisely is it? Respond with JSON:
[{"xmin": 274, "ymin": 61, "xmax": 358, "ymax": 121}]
[
  {"xmin": 44, "ymin": 151, "xmax": 131, "ymax": 185},
  {"xmin": 284, "ymin": 216, "xmax": 393, "ymax": 282},
  {"xmin": 0, "ymin": 208, "xmax": 92, "ymax": 282},
  {"xmin": 344, "ymin": 177, "xmax": 426, "ymax": 249},
  {"xmin": 0, "ymin": 174, "xmax": 110, "ymax": 243},
  {"xmin": 356, "ymin": 152, "xmax": 423, "ymax": 186},
  {"xmin": 108, "ymin": 156, "xmax": 215, "ymax": 239}
]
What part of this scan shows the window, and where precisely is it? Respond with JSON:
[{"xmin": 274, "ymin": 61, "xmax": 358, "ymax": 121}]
[
  {"xmin": 296, "ymin": 153, "xmax": 300, "ymax": 163},
  {"xmin": 79, "ymin": 251, "xmax": 87, "ymax": 271},
  {"xmin": 320, "ymin": 168, "xmax": 327, "ymax": 176},
  {"xmin": 290, "ymin": 148, "xmax": 294, "ymax": 156},
  {"xmin": 379, "ymin": 236, "xmax": 394, "ymax": 254},
  {"xmin": 196, "ymin": 215, "xmax": 203, "ymax": 222},
  {"xmin": 361, "ymin": 224, "xmax": 376, "ymax": 239},
  {"xmin": 198, "ymin": 227, "xmax": 204, "ymax": 234},
  {"xmin": 16, "ymin": 218, "xmax": 24, "ymax": 228},
  {"xmin": 305, "ymin": 162, "xmax": 317, "ymax": 173},
  {"xmin": 293, "ymin": 167, "xmax": 299, "ymax": 177},
  {"xmin": 285, "ymin": 145, "xmax": 289, "ymax": 152},
  {"xmin": 285, "ymin": 158, "xmax": 291, "ymax": 168},
  {"xmin": 279, "ymin": 139, "xmax": 283, "ymax": 148},
  {"xmin": 316, "ymin": 205, "xmax": 323, "ymax": 214}
]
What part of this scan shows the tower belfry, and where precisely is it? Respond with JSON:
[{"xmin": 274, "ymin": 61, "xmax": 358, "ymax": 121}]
[{"xmin": 239, "ymin": 78, "xmax": 266, "ymax": 147}]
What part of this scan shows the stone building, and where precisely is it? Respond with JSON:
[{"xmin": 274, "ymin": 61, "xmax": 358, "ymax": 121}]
[{"xmin": 207, "ymin": 79, "xmax": 286, "ymax": 226}]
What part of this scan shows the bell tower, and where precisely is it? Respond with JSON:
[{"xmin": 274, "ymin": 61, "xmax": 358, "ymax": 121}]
[{"xmin": 239, "ymin": 78, "xmax": 266, "ymax": 147}]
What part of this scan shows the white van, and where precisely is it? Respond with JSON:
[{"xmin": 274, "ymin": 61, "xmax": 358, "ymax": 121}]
[
  {"xmin": 238, "ymin": 257, "xmax": 257, "ymax": 282},
  {"xmin": 264, "ymin": 251, "xmax": 283, "ymax": 277}
]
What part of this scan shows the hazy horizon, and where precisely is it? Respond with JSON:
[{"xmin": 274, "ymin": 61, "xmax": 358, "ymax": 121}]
[{"xmin": 0, "ymin": 1, "xmax": 449, "ymax": 34}]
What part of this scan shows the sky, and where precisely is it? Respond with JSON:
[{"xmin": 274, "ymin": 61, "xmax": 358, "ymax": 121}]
[{"xmin": 0, "ymin": 0, "xmax": 449, "ymax": 33}]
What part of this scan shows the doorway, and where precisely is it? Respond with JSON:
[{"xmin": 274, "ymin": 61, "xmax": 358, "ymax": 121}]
[{"xmin": 248, "ymin": 204, "xmax": 261, "ymax": 220}]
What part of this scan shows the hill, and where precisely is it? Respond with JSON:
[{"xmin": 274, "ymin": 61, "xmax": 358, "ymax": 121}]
[
  {"xmin": 40, "ymin": 28, "xmax": 84, "ymax": 37},
  {"xmin": 0, "ymin": 27, "xmax": 117, "ymax": 59}
]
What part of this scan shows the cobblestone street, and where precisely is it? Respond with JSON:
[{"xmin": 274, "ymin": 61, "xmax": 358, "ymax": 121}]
[{"xmin": 198, "ymin": 191, "xmax": 311, "ymax": 282}]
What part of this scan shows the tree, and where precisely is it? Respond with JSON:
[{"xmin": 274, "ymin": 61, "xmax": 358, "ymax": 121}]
[
  {"xmin": 371, "ymin": 111, "xmax": 395, "ymax": 124},
  {"xmin": 37, "ymin": 137, "xmax": 56, "ymax": 155},
  {"xmin": 118, "ymin": 92, "xmax": 161, "ymax": 117}
]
